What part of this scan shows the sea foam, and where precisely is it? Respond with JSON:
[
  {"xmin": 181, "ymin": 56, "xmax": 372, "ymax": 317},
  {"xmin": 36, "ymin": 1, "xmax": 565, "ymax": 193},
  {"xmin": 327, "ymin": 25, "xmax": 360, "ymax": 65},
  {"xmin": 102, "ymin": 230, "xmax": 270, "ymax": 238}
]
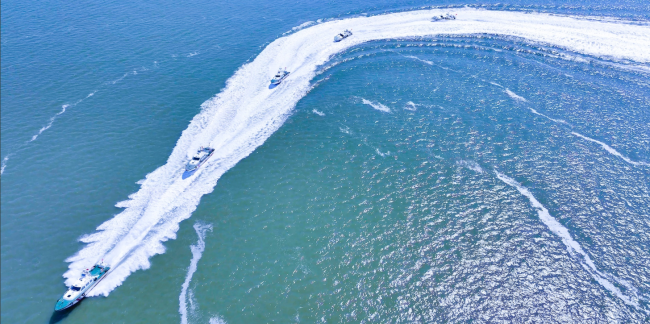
[
  {"xmin": 179, "ymin": 223, "xmax": 212, "ymax": 324},
  {"xmin": 495, "ymin": 171, "xmax": 641, "ymax": 308},
  {"xmin": 572, "ymin": 132, "xmax": 649, "ymax": 167},
  {"xmin": 360, "ymin": 98, "xmax": 391, "ymax": 113},
  {"xmin": 504, "ymin": 89, "xmax": 527, "ymax": 102}
]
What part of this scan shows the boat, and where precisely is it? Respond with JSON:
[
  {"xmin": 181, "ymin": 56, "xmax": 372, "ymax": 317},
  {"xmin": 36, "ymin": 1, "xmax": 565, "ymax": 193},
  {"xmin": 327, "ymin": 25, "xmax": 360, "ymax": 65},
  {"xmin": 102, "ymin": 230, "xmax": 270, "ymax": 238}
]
[
  {"xmin": 54, "ymin": 263, "xmax": 110, "ymax": 311},
  {"xmin": 431, "ymin": 13, "xmax": 456, "ymax": 21},
  {"xmin": 334, "ymin": 29, "xmax": 353, "ymax": 42},
  {"xmin": 270, "ymin": 68, "xmax": 290, "ymax": 85},
  {"xmin": 185, "ymin": 146, "xmax": 215, "ymax": 172}
]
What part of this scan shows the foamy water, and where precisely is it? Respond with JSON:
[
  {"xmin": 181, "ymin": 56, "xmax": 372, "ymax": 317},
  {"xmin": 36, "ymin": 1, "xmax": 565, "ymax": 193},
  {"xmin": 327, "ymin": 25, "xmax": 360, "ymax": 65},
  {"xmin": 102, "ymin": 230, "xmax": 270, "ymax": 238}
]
[
  {"xmin": 504, "ymin": 89, "xmax": 527, "ymax": 102},
  {"xmin": 495, "ymin": 171, "xmax": 642, "ymax": 309},
  {"xmin": 179, "ymin": 223, "xmax": 212, "ymax": 324},
  {"xmin": 571, "ymin": 131, "xmax": 650, "ymax": 167},
  {"xmin": 62, "ymin": 8, "xmax": 650, "ymax": 297},
  {"xmin": 529, "ymin": 108, "xmax": 569, "ymax": 124},
  {"xmin": 360, "ymin": 98, "xmax": 392, "ymax": 113}
]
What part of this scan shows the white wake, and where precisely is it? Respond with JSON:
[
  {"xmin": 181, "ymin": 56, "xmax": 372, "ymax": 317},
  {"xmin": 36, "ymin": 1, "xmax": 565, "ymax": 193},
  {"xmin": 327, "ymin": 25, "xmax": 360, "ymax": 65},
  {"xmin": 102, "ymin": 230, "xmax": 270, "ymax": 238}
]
[
  {"xmin": 572, "ymin": 131, "xmax": 649, "ymax": 167},
  {"xmin": 504, "ymin": 88, "xmax": 527, "ymax": 102},
  {"xmin": 529, "ymin": 107, "xmax": 569, "ymax": 124},
  {"xmin": 179, "ymin": 223, "xmax": 212, "ymax": 324},
  {"xmin": 495, "ymin": 171, "xmax": 642, "ymax": 309},
  {"xmin": 360, "ymin": 98, "xmax": 391, "ymax": 113},
  {"xmin": 62, "ymin": 8, "xmax": 650, "ymax": 297}
]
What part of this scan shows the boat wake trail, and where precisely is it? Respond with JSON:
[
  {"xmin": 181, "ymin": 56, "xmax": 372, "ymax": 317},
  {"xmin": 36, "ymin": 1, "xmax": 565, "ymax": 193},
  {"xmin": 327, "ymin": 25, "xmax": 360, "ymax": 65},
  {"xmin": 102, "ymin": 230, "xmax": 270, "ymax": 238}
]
[
  {"xmin": 571, "ymin": 132, "xmax": 650, "ymax": 167},
  {"xmin": 359, "ymin": 97, "xmax": 391, "ymax": 113},
  {"xmin": 29, "ymin": 91, "xmax": 96, "ymax": 143},
  {"xmin": 2, "ymin": 91, "xmax": 96, "ymax": 175},
  {"xmin": 179, "ymin": 223, "xmax": 212, "ymax": 324},
  {"xmin": 504, "ymin": 89, "xmax": 527, "ymax": 102},
  {"xmin": 528, "ymin": 108, "xmax": 569, "ymax": 125},
  {"xmin": 62, "ymin": 8, "xmax": 650, "ymax": 296},
  {"xmin": 495, "ymin": 171, "xmax": 644, "ymax": 310},
  {"xmin": 403, "ymin": 55, "xmax": 434, "ymax": 66},
  {"xmin": 0, "ymin": 155, "xmax": 11, "ymax": 176}
]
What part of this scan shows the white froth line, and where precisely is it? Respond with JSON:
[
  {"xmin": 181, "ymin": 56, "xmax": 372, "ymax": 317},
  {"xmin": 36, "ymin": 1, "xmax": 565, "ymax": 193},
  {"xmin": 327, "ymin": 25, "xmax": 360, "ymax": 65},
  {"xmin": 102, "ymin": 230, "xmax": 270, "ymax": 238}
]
[
  {"xmin": 0, "ymin": 155, "xmax": 10, "ymax": 175},
  {"xmin": 312, "ymin": 109, "xmax": 326, "ymax": 116},
  {"xmin": 495, "ymin": 171, "xmax": 640, "ymax": 309},
  {"xmin": 360, "ymin": 98, "xmax": 391, "ymax": 113},
  {"xmin": 179, "ymin": 223, "xmax": 212, "ymax": 324},
  {"xmin": 403, "ymin": 55, "xmax": 434, "ymax": 66},
  {"xmin": 28, "ymin": 90, "xmax": 97, "ymax": 143},
  {"xmin": 572, "ymin": 132, "xmax": 649, "ymax": 167},
  {"xmin": 529, "ymin": 108, "xmax": 569, "ymax": 125},
  {"xmin": 109, "ymin": 72, "xmax": 130, "ymax": 85},
  {"xmin": 504, "ymin": 89, "xmax": 527, "ymax": 102}
]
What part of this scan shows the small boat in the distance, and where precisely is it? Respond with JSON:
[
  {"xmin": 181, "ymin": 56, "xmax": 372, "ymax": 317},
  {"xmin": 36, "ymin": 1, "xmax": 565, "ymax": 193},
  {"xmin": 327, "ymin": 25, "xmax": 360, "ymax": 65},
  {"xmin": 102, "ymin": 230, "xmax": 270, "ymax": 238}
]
[
  {"xmin": 185, "ymin": 147, "xmax": 215, "ymax": 172},
  {"xmin": 270, "ymin": 68, "xmax": 290, "ymax": 85},
  {"xmin": 431, "ymin": 13, "xmax": 456, "ymax": 21},
  {"xmin": 334, "ymin": 29, "xmax": 352, "ymax": 42},
  {"xmin": 54, "ymin": 263, "xmax": 110, "ymax": 311}
]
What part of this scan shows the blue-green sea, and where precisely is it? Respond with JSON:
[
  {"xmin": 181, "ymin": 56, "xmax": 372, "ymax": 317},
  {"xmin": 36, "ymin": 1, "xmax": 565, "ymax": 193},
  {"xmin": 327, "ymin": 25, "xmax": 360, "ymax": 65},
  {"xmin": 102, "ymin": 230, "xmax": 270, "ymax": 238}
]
[{"xmin": 2, "ymin": 0, "xmax": 650, "ymax": 323}]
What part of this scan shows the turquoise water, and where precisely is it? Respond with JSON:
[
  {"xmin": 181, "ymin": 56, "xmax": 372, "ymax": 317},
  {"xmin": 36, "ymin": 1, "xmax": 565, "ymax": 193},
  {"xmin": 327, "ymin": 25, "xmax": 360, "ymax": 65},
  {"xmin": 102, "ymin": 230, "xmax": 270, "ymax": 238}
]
[{"xmin": 2, "ymin": 1, "xmax": 650, "ymax": 323}]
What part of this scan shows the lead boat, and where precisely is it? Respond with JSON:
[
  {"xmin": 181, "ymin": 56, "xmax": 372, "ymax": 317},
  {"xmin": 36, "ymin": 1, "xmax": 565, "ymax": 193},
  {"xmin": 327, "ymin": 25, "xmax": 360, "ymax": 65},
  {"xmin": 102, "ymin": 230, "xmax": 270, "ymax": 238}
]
[
  {"xmin": 270, "ymin": 68, "xmax": 290, "ymax": 85},
  {"xmin": 185, "ymin": 147, "xmax": 215, "ymax": 172},
  {"xmin": 54, "ymin": 263, "xmax": 110, "ymax": 311},
  {"xmin": 431, "ymin": 13, "xmax": 456, "ymax": 21},
  {"xmin": 334, "ymin": 29, "xmax": 352, "ymax": 42}
]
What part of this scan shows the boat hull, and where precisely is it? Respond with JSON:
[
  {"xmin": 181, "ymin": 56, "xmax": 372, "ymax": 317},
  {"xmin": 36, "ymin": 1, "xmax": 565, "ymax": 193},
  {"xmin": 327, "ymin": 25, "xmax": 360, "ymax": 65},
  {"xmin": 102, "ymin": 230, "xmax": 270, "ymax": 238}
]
[
  {"xmin": 184, "ymin": 149, "xmax": 214, "ymax": 172},
  {"xmin": 270, "ymin": 72, "xmax": 290, "ymax": 85},
  {"xmin": 54, "ymin": 266, "xmax": 109, "ymax": 312}
]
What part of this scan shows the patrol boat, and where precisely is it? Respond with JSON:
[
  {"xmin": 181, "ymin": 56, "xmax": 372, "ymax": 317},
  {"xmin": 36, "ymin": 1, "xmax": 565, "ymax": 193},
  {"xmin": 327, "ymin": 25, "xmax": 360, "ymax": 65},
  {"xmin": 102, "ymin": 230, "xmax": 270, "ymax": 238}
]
[
  {"xmin": 185, "ymin": 147, "xmax": 215, "ymax": 172},
  {"xmin": 54, "ymin": 263, "xmax": 110, "ymax": 311},
  {"xmin": 334, "ymin": 29, "xmax": 352, "ymax": 42},
  {"xmin": 270, "ymin": 68, "xmax": 290, "ymax": 85}
]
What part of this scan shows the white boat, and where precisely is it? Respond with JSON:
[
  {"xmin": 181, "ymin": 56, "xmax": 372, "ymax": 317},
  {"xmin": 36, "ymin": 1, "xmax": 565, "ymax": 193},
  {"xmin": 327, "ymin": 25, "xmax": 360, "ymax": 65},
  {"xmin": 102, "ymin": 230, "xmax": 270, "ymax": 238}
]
[
  {"xmin": 334, "ymin": 29, "xmax": 353, "ymax": 42},
  {"xmin": 270, "ymin": 68, "xmax": 290, "ymax": 85},
  {"xmin": 54, "ymin": 263, "xmax": 110, "ymax": 311},
  {"xmin": 431, "ymin": 13, "xmax": 456, "ymax": 21},
  {"xmin": 185, "ymin": 147, "xmax": 215, "ymax": 172}
]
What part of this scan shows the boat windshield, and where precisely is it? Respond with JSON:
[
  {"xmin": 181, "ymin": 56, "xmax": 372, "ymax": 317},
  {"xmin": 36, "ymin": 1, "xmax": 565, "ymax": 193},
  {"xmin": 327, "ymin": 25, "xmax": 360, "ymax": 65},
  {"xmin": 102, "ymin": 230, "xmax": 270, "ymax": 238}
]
[
  {"xmin": 193, "ymin": 157, "xmax": 200, "ymax": 160},
  {"xmin": 71, "ymin": 286, "xmax": 81, "ymax": 291}
]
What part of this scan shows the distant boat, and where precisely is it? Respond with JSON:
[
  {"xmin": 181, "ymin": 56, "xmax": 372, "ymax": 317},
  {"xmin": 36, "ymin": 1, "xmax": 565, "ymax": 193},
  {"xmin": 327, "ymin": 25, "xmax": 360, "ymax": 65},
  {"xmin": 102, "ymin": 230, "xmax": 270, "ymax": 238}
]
[
  {"xmin": 431, "ymin": 13, "xmax": 456, "ymax": 21},
  {"xmin": 54, "ymin": 263, "xmax": 110, "ymax": 311},
  {"xmin": 270, "ymin": 68, "xmax": 290, "ymax": 85},
  {"xmin": 334, "ymin": 29, "xmax": 353, "ymax": 42},
  {"xmin": 185, "ymin": 147, "xmax": 215, "ymax": 172}
]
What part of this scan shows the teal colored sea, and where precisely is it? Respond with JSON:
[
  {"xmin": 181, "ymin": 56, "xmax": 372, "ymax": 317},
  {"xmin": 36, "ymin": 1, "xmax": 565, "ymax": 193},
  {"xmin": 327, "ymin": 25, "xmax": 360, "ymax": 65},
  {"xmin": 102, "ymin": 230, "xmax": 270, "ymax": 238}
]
[{"xmin": 2, "ymin": 0, "xmax": 649, "ymax": 323}]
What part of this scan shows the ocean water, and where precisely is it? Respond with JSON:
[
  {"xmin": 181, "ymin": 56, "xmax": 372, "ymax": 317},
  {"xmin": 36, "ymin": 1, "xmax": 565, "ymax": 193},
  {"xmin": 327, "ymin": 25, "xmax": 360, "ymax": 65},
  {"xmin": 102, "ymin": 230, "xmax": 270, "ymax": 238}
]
[{"xmin": 2, "ymin": 0, "xmax": 650, "ymax": 323}]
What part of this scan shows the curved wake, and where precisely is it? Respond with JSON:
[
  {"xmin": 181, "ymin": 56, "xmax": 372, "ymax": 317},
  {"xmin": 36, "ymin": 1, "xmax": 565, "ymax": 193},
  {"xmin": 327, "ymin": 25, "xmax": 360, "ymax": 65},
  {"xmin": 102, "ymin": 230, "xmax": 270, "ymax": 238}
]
[
  {"xmin": 62, "ymin": 8, "xmax": 650, "ymax": 297},
  {"xmin": 495, "ymin": 171, "xmax": 644, "ymax": 309}
]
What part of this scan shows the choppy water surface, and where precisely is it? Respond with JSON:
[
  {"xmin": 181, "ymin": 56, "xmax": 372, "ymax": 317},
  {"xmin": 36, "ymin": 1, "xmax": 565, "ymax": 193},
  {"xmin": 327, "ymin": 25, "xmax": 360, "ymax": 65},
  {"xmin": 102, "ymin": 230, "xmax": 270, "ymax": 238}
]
[{"xmin": 2, "ymin": 0, "xmax": 649, "ymax": 323}]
